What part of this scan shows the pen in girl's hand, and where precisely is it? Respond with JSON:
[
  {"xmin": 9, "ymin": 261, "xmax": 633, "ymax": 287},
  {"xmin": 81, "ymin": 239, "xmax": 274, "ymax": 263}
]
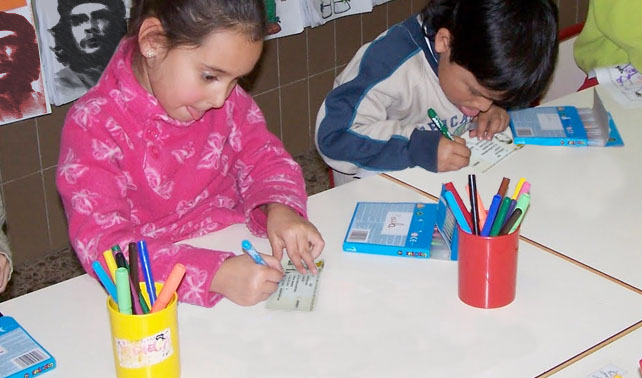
[{"xmin": 241, "ymin": 240, "xmax": 268, "ymax": 266}]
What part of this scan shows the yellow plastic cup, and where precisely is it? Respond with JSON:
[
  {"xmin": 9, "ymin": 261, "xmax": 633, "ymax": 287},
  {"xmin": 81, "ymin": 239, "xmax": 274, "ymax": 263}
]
[{"xmin": 107, "ymin": 283, "xmax": 181, "ymax": 378}]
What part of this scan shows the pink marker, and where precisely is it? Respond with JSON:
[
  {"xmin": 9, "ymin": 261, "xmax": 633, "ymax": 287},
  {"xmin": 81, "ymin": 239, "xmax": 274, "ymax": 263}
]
[{"xmin": 517, "ymin": 181, "xmax": 530, "ymax": 198}]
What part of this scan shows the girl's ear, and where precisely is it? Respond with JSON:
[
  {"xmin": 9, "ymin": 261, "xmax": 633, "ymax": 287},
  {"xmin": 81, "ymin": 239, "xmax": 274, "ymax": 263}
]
[
  {"xmin": 137, "ymin": 17, "xmax": 165, "ymax": 59},
  {"xmin": 434, "ymin": 27, "xmax": 452, "ymax": 55}
]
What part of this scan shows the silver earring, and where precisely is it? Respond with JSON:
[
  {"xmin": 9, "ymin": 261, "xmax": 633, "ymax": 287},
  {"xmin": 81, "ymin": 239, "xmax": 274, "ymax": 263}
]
[{"xmin": 145, "ymin": 50, "xmax": 155, "ymax": 58}]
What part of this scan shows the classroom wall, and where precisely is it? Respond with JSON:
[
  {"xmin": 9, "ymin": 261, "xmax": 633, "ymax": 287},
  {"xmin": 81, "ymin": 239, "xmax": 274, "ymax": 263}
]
[{"xmin": 0, "ymin": 0, "xmax": 589, "ymax": 268}]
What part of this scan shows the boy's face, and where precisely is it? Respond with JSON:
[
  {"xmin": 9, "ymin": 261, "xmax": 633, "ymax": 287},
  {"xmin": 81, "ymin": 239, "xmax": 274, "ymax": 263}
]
[
  {"xmin": 137, "ymin": 23, "xmax": 262, "ymax": 122},
  {"xmin": 434, "ymin": 28, "xmax": 502, "ymax": 117}
]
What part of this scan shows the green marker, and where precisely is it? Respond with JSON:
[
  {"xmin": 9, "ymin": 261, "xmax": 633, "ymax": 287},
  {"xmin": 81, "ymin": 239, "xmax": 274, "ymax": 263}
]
[
  {"xmin": 490, "ymin": 197, "xmax": 512, "ymax": 236},
  {"xmin": 428, "ymin": 108, "xmax": 454, "ymax": 140},
  {"xmin": 115, "ymin": 268, "xmax": 132, "ymax": 315},
  {"xmin": 508, "ymin": 193, "xmax": 531, "ymax": 233}
]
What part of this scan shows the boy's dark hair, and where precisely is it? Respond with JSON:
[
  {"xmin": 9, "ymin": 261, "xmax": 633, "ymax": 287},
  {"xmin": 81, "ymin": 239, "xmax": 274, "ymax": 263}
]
[
  {"xmin": 422, "ymin": 0, "xmax": 559, "ymax": 108},
  {"xmin": 128, "ymin": 0, "xmax": 267, "ymax": 49}
]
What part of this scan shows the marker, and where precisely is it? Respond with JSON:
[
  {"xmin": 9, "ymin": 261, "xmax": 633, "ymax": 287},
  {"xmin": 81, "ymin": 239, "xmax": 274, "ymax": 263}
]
[
  {"xmin": 499, "ymin": 208, "xmax": 522, "ymax": 235},
  {"xmin": 468, "ymin": 174, "xmax": 480, "ymax": 234},
  {"xmin": 504, "ymin": 199, "xmax": 517, "ymax": 228},
  {"xmin": 511, "ymin": 177, "xmax": 527, "ymax": 199},
  {"xmin": 111, "ymin": 245, "xmax": 128, "ymax": 269},
  {"xmin": 517, "ymin": 181, "xmax": 530, "ymax": 198},
  {"xmin": 444, "ymin": 191, "xmax": 472, "ymax": 233},
  {"xmin": 128, "ymin": 242, "xmax": 149, "ymax": 314},
  {"xmin": 428, "ymin": 108, "xmax": 454, "ymax": 140},
  {"xmin": 114, "ymin": 251, "xmax": 128, "ymax": 270},
  {"xmin": 137, "ymin": 240, "xmax": 157, "ymax": 307},
  {"xmin": 102, "ymin": 249, "xmax": 118, "ymax": 281},
  {"xmin": 490, "ymin": 197, "xmax": 512, "ymax": 236},
  {"xmin": 151, "ymin": 264, "xmax": 186, "ymax": 313},
  {"xmin": 115, "ymin": 267, "xmax": 132, "ymax": 315},
  {"xmin": 497, "ymin": 177, "xmax": 510, "ymax": 198},
  {"xmin": 444, "ymin": 182, "xmax": 473, "ymax": 229},
  {"xmin": 475, "ymin": 188, "xmax": 487, "ymax": 228},
  {"xmin": 481, "ymin": 194, "xmax": 501, "ymax": 236},
  {"xmin": 508, "ymin": 193, "xmax": 531, "ymax": 233},
  {"xmin": 465, "ymin": 184, "xmax": 487, "ymax": 229},
  {"xmin": 92, "ymin": 260, "xmax": 118, "ymax": 301},
  {"xmin": 241, "ymin": 240, "xmax": 268, "ymax": 265}
]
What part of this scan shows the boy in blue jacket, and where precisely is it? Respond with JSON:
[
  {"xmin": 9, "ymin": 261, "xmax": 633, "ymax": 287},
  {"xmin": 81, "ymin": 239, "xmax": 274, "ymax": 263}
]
[{"xmin": 316, "ymin": 0, "xmax": 558, "ymax": 185}]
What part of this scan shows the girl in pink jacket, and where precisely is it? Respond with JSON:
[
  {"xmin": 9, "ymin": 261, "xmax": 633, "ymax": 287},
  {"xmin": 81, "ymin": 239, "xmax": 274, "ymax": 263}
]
[{"xmin": 56, "ymin": 0, "xmax": 325, "ymax": 307}]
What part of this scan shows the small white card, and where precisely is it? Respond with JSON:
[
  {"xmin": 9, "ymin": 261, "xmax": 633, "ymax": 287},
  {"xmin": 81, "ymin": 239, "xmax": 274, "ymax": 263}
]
[{"xmin": 266, "ymin": 260, "xmax": 324, "ymax": 312}]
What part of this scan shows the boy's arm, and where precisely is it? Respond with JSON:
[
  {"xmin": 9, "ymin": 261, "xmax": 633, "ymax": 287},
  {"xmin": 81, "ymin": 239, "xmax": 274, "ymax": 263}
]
[{"xmin": 316, "ymin": 79, "xmax": 442, "ymax": 173}]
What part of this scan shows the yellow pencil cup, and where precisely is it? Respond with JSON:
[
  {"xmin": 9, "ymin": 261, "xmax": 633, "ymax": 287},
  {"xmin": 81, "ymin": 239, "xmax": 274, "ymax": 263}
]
[{"xmin": 107, "ymin": 283, "xmax": 181, "ymax": 378}]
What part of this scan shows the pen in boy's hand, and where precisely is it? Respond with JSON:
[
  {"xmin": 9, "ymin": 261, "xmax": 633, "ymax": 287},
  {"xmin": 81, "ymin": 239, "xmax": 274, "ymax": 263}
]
[
  {"xmin": 428, "ymin": 108, "xmax": 454, "ymax": 141},
  {"xmin": 241, "ymin": 240, "xmax": 268, "ymax": 266}
]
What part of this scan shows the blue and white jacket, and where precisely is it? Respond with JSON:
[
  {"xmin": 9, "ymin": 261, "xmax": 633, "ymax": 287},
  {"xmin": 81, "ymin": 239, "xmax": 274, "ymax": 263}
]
[{"xmin": 315, "ymin": 15, "xmax": 473, "ymax": 176}]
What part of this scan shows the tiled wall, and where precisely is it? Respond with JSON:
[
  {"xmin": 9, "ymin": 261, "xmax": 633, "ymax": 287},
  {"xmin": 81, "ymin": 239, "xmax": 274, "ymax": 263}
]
[{"xmin": 0, "ymin": 0, "xmax": 589, "ymax": 268}]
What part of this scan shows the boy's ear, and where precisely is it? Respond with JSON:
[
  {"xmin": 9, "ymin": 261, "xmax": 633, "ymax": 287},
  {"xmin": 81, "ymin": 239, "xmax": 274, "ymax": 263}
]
[
  {"xmin": 138, "ymin": 17, "xmax": 165, "ymax": 58},
  {"xmin": 434, "ymin": 28, "xmax": 452, "ymax": 55}
]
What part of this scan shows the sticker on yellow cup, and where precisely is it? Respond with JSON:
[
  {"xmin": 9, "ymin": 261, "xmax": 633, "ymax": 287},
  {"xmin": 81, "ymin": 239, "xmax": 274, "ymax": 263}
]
[{"xmin": 107, "ymin": 282, "xmax": 180, "ymax": 378}]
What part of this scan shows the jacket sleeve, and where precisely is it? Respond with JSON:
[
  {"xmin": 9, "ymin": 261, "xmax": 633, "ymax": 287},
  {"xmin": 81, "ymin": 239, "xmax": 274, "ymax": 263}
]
[
  {"xmin": 317, "ymin": 82, "xmax": 441, "ymax": 172},
  {"xmin": 57, "ymin": 105, "xmax": 234, "ymax": 308},
  {"xmin": 225, "ymin": 89, "xmax": 308, "ymax": 235},
  {"xmin": 315, "ymin": 30, "xmax": 442, "ymax": 173}
]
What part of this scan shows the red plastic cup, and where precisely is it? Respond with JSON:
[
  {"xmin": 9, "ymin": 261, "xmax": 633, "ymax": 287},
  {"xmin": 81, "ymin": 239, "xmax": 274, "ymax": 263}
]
[{"xmin": 457, "ymin": 227, "xmax": 520, "ymax": 308}]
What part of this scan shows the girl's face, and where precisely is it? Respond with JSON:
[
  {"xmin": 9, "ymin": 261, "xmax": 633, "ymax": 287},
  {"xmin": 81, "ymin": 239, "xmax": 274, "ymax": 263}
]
[
  {"xmin": 433, "ymin": 28, "xmax": 503, "ymax": 118},
  {"xmin": 139, "ymin": 27, "xmax": 263, "ymax": 122}
]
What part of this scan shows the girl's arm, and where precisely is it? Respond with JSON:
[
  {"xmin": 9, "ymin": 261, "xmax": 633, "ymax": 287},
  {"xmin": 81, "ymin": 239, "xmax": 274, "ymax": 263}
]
[
  {"xmin": 228, "ymin": 89, "xmax": 325, "ymax": 271},
  {"xmin": 57, "ymin": 108, "xmax": 234, "ymax": 307}
]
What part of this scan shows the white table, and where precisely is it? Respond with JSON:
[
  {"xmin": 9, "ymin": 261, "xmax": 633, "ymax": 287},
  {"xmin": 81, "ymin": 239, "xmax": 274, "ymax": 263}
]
[
  {"xmin": 549, "ymin": 322, "xmax": 642, "ymax": 378},
  {"xmin": 386, "ymin": 85, "xmax": 642, "ymax": 290},
  {"xmin": 2, "ymin": 175, "xmax": 642, "ymax": 377}
]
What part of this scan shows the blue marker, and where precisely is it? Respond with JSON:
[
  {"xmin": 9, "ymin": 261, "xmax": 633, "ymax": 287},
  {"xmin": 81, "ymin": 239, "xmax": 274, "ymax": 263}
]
[
  {"xmin": 92, "ymin": 260, "xmax": 118, "ymax": 302},
  {"xmin": 241, "ymin": 240, "xmax": 268, "ymax": 266},
  {"xmin": 444, "ymin": 191, "xmax": 472, "ymax": 233},
  {"xmin": 481, "ymin": 194, "xmax": 502, "ymax": 236},
  {"xmin": 137, "ymin": 240, "xmax": 157, "ymax": 306}
]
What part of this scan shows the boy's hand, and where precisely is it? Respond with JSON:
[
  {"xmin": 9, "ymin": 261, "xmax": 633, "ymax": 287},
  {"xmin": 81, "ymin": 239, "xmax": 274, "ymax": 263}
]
[
  {"xmin": 437, "ymin": 136, "xmax": 470, "ymax": 172},
  {"xmin": 265, "ymin": 203, "xmax": 325, "ymax": 275},
  {"xmin": 211, "ymin": 253, "xmax": 284, "ymax": 306},
  {"xmin": 0, "ymin": 254, "xmax": 11, "ymax": 293},
  {"xmin": 469, "ymin": 104, "xmax": 509, "ymax": 140}
]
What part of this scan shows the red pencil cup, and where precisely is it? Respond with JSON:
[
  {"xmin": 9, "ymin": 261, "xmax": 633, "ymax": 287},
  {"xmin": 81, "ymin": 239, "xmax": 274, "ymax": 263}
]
[{"xmin": 457, "ymin": 227, "xmax": 520, "ymax": 309}]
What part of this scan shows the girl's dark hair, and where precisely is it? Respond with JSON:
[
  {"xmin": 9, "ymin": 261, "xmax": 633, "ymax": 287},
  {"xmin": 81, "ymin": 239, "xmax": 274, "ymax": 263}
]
[
  {"xmin": 128, "ymin": 0, "xmax": 267, "ymax": 49},
  {"xmin": 422, "ymin": 0, "xmax": 559, "ymax": 108}
]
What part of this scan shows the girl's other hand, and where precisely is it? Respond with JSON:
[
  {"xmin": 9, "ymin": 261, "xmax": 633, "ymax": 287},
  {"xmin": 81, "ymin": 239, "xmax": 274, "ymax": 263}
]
[
  {"xmin": 210, "ymin": 253, "xmax": 283, "ymax": 306},
  {"xmin": 265, "ymin": 203, "xmax": 325, "ymax": 275}
]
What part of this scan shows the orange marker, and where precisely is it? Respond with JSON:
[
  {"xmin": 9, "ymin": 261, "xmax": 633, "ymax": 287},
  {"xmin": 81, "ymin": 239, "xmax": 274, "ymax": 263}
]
[{"xmin": 151, "ymin": 264, "xmax": 186, "ymax": 313}]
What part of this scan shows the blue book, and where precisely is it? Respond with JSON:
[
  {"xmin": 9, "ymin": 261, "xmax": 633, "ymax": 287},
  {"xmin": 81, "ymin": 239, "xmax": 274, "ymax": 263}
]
[
  {"xmin": 509, "ymin": 90, "xmax": 623, "ymax": 147},
  {"xmin": 0, "ymin": 315, "xmax": 56, "ymax": 378},
  {"xmin": 343, "ymin": 202, "xmax": 450, "ymax": 259}
]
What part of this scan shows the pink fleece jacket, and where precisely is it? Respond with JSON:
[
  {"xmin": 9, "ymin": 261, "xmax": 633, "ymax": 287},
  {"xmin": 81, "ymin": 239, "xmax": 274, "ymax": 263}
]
[{"xmin": 56, "ymin": 38, "xmax": 308, "ymax": 307}]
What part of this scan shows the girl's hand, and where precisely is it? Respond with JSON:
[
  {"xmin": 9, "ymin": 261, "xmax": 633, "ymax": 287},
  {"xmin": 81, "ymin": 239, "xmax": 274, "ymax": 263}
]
[
  {"xmin": 265, "ymin": 203, "xmax": 325, "ymax": 275},
  {"xmin": 0, "ymin": 254, "xmax": 10, "ymax": 293},
  {"xmin": 210, "ymin": 253, "xmax": 283, "ymax": 306},
  {"xmin": 469, "ymin": 104, "xmax": 509, "ymax": 140},
  {"xmin": 437, "ymin": 136, "xmax": 470, "ymax": 172}
]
